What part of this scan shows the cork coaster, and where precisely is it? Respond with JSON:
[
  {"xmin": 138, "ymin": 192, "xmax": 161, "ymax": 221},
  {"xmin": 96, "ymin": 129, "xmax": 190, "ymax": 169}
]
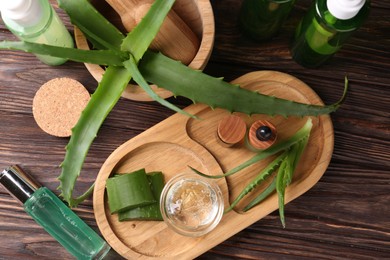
[{"xmin": 32, "ymin": 78, "xmax": 90, "ymax": 137}]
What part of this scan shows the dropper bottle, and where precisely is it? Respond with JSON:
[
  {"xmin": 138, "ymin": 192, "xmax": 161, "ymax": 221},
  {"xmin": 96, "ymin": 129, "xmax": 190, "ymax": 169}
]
[
  {"xmin": 0, "ymin": 0, "xmax": 74, "ymax": 65},
  {"xmin": 0, "ymin": 165, "xmax": 111, "ymax": 259},
  {"xmin": 290, "ymin": 0, "xmax": 370, "ymax": 68}
]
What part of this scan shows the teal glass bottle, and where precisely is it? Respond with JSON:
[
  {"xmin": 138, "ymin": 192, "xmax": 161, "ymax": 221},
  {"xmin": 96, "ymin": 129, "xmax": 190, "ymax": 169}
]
[
  {"xmin": 290, "ymin": 0, "xmax": 370, "ymax": 68},
  {"xmin": 239, "ymin": 0, "xmax": 296, "ymax": 41},
  {"xmin": 0, "ymin": 166, "xmax": 111, "ymax": 260},
  {"xmin": 0, "ymin": 0, "xmax": 74, "ymax": 65}
]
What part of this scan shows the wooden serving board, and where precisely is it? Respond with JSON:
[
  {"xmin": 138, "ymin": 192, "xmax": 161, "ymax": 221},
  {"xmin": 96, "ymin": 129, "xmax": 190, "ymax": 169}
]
[{"xmin": 93, "ymin": 71, "xmax": 334, "ymax": 259}]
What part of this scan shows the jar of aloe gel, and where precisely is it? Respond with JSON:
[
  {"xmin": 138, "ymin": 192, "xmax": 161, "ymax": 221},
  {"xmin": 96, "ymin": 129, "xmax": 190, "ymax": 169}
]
[{"xmin": 160, "ymin": 173, "xmax": 224, "ymax": 237}]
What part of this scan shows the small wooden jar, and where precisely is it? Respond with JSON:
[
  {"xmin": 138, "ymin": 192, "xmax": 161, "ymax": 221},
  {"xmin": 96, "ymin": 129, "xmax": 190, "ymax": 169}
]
[
  {"xmin": 217, "ymin": 115, "xmax": 247, "ymax": 147},
  {"xmin": 247, "ymin": 120, "xmax": 277, "ymax": 151}
]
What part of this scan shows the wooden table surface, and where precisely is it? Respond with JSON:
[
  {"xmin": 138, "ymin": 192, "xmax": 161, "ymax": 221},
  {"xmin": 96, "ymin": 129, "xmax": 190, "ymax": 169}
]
[{"xmin": 1, "ymin": 0, "xmax": 389, "ymax": 259}]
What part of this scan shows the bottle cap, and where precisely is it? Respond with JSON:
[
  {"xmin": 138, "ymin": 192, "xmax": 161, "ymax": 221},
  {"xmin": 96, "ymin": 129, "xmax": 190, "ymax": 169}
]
[
  {"xmin": 0, "ymin": 0, "xmax": 41, "ymax": 25},
  {"xmin": 0, "ymin": 165, "xmax": 41, "ymax": 204},
  {"xmin": 217, "ymin": 115, "xmax": 247, "ymax": 147},
  {"xmin": 327, "ymin": 0, "xmax": 365, "ymax": 20}
]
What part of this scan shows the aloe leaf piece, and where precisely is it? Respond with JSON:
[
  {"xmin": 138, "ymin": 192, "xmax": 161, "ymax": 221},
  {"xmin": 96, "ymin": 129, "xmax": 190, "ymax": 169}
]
[
  {"xmin": 57, "ymin": 0, "xmax": 124, "ymax": 50},
  {"xmin": 242, "ymin": 177, "xmax": 277, "ymax": 212},
  {"xmin": 240, "ymin": 123, "xmax": 312, "ymax": 225},
  {"xmin": 124, "ymin": 56, "xmax": 197, "ymax": 119},
  {"xmin": 224, "ymin": 151, "xmax": 288, "ymax": 213},
  {"xmin": 118, "ymin": 171, "xmax": 164, "ymax": 221},
  {"xmin": 277, "ymin": 134, "xmax": 311, "ymax": 227},
  {"xmin": 190, "ymin": 118, "xmax": 314, "ymax": 179},
  {"xmin": 225, "ymin": 118, "xmax": 312, "ymax": 228},
  {"xmin": 58, "ymin": 66, "xmax": 132, "ymax": 207},
  {"xmin": 276, "ymin": 157, "xmax": 289, "ymax": 228},
  {"xmin": 139, "ymin": 51, "xmax": 348, "ymax": 116},
  {"xmin": 0, "ymin": 41, "xmax": 126, "ymax": 66},
  {"xmin": 106, "ymin": 169, "xmax": 155, "ymax": 214},
  {"xmin": 121, "ymin": 0, "xmax": 176, "ymax": 61}
]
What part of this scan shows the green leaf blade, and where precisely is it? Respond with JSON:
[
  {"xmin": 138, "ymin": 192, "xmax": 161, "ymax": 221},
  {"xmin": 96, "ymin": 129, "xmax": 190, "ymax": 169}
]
[
  {"xmin": 224, "ymin": 152, "xmax": 288, "ymax": 213},
  {"xmin": 139, "ymin": 51, "xmax": 348, "ymax": 117},
  {"xmin": 123, "ymin": 56, "xmax": 197, "ymax": 118},
  {"xmin": 0, "ymin": 41, "xmax": 126, "ymax": 65},
  {"xmin": 57, "ymin": 0, "xmax": 125, "ymax": 50},
  {"xmin": 121, "ymin": 0, "xmax": 176, "ymax": 61},
  {"xmin": 58, "ymin": 66, "xmax": 132, "ymax": 207}
]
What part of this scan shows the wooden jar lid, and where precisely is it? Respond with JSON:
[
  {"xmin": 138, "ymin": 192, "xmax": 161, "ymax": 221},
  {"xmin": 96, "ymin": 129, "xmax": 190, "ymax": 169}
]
[
  {"xmin": 32, "ymin": 78, "xmax": 90, "ymax": 137},
  {"xmin": 248, "ymin": 120, "xmax": 277, "ymax": 150},
  {"xmin": 217, "ymin": 115, "xmax": 246, "ymax": 146}
]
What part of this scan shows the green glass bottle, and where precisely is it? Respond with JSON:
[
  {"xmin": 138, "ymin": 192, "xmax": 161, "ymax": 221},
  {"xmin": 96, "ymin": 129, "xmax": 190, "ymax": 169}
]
[
  {"xmin": 0, "ymin": 0, "xmax": 74, "ymax": 65},
  {"xmin": 290, "ymin": 0, "xmax": 370, "ymax": 68},
  {"xmin": 239, "ymin": 0, "xmax": 296, "ymax": 41},
  {"xmin": 0, "ymin": 166, "xmax": 111, "ymax": 260}
]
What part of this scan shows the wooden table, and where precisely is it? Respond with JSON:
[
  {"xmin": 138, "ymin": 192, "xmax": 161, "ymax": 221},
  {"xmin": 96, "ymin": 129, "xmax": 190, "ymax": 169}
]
[{"xmin": 0, "ymin": 0, "xmax": 389, "ymax": 259}]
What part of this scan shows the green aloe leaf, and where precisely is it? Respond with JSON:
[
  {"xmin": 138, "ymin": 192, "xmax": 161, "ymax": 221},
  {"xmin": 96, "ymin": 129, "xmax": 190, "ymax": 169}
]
[
  {"xmin": 124, "ymin": 56, "xmax": 197, "ymax": 118},
  {"xmin": 121, "ymin": 0, "xmax": 176, "ymax": 61},
  {"xmin": 276, "ymin": 157, "xmax": 289, "ymax": 228},
  {"xmin": 139, "ymin": 51, "xmax": 348, "ymax": 117},
  {"xmin": 0, "ymin": 41, "xmax": 126, "ymax": 66},
  {"xmin": 58, "ymin": 66, "xmax": 132, "ymax": 207},
  {"xmin": 57, "ymin": 0, "xmax": 124, "ymax": 50},
  {"xmin": 224, "ymin": 151, "xmax": 288, "ymax": 213},
  {"xmin": 242, "ymin": 177, "xmax": 277, "ymax": 212}
]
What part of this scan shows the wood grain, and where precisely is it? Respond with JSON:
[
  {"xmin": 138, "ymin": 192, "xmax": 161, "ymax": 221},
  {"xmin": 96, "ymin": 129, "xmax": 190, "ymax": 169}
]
[{"xmin": 0, "ymin": 0, "xmax": 389, "ymax": 259}]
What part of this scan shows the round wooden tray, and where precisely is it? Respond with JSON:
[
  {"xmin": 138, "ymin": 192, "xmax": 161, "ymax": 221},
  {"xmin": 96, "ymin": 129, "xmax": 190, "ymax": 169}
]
[{"xmin": 93, "ymin": 71, "xmax": 334, "ymax": 259}]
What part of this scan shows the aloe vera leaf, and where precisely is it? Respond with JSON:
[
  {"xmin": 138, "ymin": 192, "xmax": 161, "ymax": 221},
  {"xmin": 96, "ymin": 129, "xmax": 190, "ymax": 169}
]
[
  {"xmin": 190, "ymin": 118, "xmax": 313, "ymax": 179},
  {"xmin": 0, "ymin": 41, "xmax": 126, "ymax": 66},
  {"xmin": 292, "ymin": 136, "xmax": 310, "ymax": 171},
  {"xmin": 275, "ymin": 146, "xmax": 297, "ymax": 227},
  {"xmin": 56, "ymin": 0, "xmax": 124, "ymax": 50},
  {"xmin": 277, "ymin": 133, "xmax": 311, "ymax": 227},
  {"xmin": 224, "ymin": 151, "xmax": 288, "ymax": 213},
  {"xmin": 139, "ymin": 51, "xmax": 348, "ymax": 116},
  {"xmin": 123, "ymin": 56, "xmax": 197, "ymax": 119},
  {"xmin": 243, "ymin": 177, "xmax": 277, "ymax": 212},
  {"xmin": 121, "ymin": 0, "xmax": 176, "ymax": 61},
  {"xmin": 284, "ymin": 136, "xmax": 308, "ymax": 185},
  {"xmin": 118, "ymin": 171, "xmax": 164, "ymax": 221},
  {"xmin": 58, "ymin": 66, "xmax": 132, "ymax": 207},
  {"xmin": 276, "ymin": 158, "xmax": 289, "ymax": 228},
  {"xmin": 106, "ymin": 169, "xmax": 155, "ymax": 214}
]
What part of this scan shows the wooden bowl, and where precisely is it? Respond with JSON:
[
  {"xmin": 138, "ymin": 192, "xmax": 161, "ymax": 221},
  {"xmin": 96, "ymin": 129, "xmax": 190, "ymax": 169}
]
[
  {"xmin": 93, "ymin": 71, "xmax": 334, "ymax": 259},
  {"xmin": 74, "ymin": 0, "xmax": 215, "ymax": 101}
]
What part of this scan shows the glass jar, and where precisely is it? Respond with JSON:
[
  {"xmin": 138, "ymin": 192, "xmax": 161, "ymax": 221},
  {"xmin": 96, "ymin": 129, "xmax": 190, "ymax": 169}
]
[{"xmin": 160, "ymin": 173, "xmax": 224, "ymax": 237}]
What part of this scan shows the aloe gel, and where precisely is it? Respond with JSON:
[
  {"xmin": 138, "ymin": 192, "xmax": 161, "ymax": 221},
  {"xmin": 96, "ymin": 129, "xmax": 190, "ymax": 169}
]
[
  {"xmin": 0, "ymin": 0, "xmax": 74, "ymax": 65},
  {"xmin": 290, "ymin": 0, "xmax": 370, "ymax": 68}
]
